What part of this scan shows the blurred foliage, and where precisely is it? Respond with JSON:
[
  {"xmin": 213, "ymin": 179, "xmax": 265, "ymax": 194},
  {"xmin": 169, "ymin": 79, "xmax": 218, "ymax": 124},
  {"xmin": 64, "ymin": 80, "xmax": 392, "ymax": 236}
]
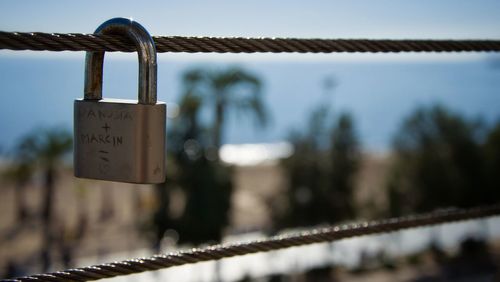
[
  {"xmin": 15, "ymin": 127, "xmax": 72, "ymax": 223},
  {"xmin": 3, "ymin": 127, "xmax": 73, "ymax": 271},
  {"xmin": 162, "ymin": 90, "xmax": 233, "ymax": 245},
  {"xmin": 151, "ymin": 66, "xmax": 268, "ymax": 248},
  {"xmin": 387, "ymin": 105, "xmax": 500, "ymax": 216},
  {"xmin": 484, "ymin": 122, "xmax": 500, "ymax": 199},
  {"xmin": 273, "ymin": 100, "xmax": 361, "ymax": 229},
  {"xmin": 181, "ymin": 66, "xmax": 268, "ymax": 150},
  {"xmin": 1, "ymin": 158, "xmax": 33, "ymax": 222}
]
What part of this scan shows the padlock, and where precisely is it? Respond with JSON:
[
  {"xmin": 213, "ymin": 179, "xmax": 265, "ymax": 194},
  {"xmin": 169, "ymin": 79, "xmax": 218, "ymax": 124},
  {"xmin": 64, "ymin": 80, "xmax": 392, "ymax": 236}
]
[{"xmin": 74, "ymin": 18, "xmax": 166, "ymax": 184}]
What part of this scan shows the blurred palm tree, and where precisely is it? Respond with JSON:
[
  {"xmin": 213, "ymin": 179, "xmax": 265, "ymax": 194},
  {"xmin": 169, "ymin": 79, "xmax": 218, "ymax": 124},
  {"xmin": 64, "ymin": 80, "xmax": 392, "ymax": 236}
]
[
  {"xmin": 182, "ymin": 66, "xmax": 268, "ymax": 150},
  {"xmin": 18, "ymin": 127, "xmax": 72, "ymax": 224},
  {"xmin": 2, "ymin": 161, "xmax": 33, "ymax": 222},
  {"xmin": 150, "ymin": 66, "xmax": 267, "ymax": 252},
  {"xmin": 16, "ymin": 127, "xmax": 72, "ymax": 270},
  {"xmin": 170, "ymin": 89, "xmax": 234, "ymax": 245}
]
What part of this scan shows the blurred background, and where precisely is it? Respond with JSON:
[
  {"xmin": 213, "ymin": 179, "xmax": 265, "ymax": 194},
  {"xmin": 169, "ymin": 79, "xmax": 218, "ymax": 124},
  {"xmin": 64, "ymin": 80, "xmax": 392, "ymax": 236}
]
[{"xmin": 1, "ymin": 1, "xmax": 500, "ymax": 281}]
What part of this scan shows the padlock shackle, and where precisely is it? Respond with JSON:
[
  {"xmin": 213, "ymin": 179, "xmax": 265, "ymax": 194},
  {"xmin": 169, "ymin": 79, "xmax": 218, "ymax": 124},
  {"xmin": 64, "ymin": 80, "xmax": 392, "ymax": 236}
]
[{"xmin": 84, "ymin": 18, "xmax": 157, "ymax": 105}]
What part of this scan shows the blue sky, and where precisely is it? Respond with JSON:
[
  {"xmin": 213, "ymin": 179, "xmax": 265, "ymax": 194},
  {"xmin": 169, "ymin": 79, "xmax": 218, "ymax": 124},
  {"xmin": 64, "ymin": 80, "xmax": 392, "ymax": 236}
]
[{"xmin": 1, "ymin": 1, "xmax": 500, "ymax": 39}]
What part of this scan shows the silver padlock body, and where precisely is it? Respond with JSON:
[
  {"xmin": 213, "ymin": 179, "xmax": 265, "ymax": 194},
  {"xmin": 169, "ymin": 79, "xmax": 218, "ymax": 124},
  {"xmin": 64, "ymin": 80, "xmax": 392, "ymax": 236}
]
[{"xmin": 74, "ymin": 98, "xmax": 166, "ymax": 184}]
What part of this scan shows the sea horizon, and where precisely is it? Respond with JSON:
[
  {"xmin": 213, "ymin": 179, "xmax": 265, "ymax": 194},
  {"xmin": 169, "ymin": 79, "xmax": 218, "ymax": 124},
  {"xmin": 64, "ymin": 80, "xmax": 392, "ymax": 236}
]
[{"xmin": 1, "ymin": 54, "xmax": 499, "ymax": 154}]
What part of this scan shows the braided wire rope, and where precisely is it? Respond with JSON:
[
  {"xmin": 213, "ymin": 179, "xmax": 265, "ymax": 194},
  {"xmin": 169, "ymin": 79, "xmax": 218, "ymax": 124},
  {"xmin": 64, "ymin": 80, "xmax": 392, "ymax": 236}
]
[
  {"xmin": 1, "ymin": 32, "xmax": 500, "ymax": 53},
  {"xmin": 8, "ymin": 204, "xmax": 500, "ymax": 282}
]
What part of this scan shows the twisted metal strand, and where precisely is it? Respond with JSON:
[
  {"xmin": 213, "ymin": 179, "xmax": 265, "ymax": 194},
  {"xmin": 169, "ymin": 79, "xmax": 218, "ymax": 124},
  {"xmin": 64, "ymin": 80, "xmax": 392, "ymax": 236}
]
[
  {"xmin": 9, "ymin": 204, "xmax": 500, "ymax": 282},
  {"xmin": 1, "ymin": 31, "xmax": 500, "ymax": 53}
]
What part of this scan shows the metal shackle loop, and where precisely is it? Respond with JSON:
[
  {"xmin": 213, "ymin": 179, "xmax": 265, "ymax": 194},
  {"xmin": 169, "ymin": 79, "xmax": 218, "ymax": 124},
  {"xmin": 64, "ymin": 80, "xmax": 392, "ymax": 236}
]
[{"xmin": 84, "ymin": 18, "xmax": 157, "ymax": 105}]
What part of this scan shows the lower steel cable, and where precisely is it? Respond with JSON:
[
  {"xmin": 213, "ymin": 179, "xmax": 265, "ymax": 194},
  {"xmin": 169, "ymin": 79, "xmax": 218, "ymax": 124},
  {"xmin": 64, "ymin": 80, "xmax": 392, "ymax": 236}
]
[{"xmin": 9, "ymin": 204, "xmax": 500, "ymax": 282}]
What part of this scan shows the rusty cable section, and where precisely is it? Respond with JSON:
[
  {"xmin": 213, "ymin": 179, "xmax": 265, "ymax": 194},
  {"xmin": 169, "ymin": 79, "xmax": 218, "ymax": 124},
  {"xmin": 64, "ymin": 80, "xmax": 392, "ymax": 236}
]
[
  {"xmin": 0, "ymin": 31, "xmax": 500, "ymax": 53},
  {"xmin": 9, "ymin": 204, "xmax": 500, "ymax": 282}
]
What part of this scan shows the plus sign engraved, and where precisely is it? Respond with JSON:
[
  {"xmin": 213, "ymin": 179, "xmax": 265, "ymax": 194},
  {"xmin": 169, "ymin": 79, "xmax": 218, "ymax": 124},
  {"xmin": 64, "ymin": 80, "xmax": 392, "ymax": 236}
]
[{"xmin": 102, "ymin": 123, "xmax": 111, "ymax": 133}]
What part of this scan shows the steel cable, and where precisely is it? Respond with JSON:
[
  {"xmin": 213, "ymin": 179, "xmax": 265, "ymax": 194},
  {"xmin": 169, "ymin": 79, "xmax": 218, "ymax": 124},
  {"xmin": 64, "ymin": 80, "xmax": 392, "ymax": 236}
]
[
  {"xmin": 8, "ymin": 204, "xmax": 500, "ymax": 282},
  {"xmin": 0, "ymin": 32, "xmax": 500, "ymax": 53}
]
